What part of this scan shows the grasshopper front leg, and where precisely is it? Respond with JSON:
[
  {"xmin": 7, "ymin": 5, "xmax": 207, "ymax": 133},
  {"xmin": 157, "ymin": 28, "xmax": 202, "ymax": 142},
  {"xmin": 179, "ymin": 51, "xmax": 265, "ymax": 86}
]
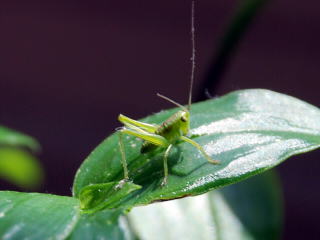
[
  {"xmin": 162, "ymin": 144, "xmax": 173, "ymax": 186},
  {"xmin": 118, "ymin": 132, "xmax": 129, "ymax": 180}
]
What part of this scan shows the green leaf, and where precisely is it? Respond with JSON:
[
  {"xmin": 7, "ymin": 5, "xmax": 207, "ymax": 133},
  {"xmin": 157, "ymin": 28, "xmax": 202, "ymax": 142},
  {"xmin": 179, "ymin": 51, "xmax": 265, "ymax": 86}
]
[
  {"xmin": 0, "ymin": 126, "xmax": 40, "ymax": 152},
  {"xmin": 0, "ymin": 191, "xmax": 80, "ymax": 239},
  {"xmin": 128, "ymin": 171, "xmax": 282, "ymax": 240},
  {"xmin": 0, "ymin": 191, "xmax": 136, "ymax": 240},
  {"xmin": 73, "ymin": 89, "xmax": 320, "ymax": 209},
  {"xmin": 0, "ymin": 148, "xmax": 44, "ymax": 189}
]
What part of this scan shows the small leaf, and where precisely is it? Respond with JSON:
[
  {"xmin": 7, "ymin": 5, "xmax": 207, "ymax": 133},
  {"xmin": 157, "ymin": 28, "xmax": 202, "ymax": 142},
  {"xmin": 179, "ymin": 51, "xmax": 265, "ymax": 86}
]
[
  {"xmin": 73, "ymin": 89, "xmax": 320, "ymax": 208},
  {"xmin": 0, "ymin": 126, "xmax": 43, "ymax": 189},
  {"xmin": 0, "ymin": 148, "xmax": 44, "ymax": 189},
  {"xmin": 0, "ymin": 126, "xmax": 40, "ymax": 152},
  {"xmin": 80, "ymin": 181, "xmax": 142, "ymax": 213},
  {"xmin": 0, "ymin": 191, "xmax": 80, "ymax": 239}
]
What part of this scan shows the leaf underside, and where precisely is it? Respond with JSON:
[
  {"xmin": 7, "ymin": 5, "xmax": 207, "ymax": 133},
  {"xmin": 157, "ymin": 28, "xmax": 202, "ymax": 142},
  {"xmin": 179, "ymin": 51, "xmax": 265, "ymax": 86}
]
[{"xmin": 128, "ymin": 171, "xmax": 283, "ymax": 240}]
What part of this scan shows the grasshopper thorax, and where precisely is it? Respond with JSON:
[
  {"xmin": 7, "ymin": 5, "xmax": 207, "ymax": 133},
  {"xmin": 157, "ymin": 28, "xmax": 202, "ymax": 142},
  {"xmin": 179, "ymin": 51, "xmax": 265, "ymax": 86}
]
[{"xmin": 155, "ymin": 110, "xmax": 190, "ymax": 142}]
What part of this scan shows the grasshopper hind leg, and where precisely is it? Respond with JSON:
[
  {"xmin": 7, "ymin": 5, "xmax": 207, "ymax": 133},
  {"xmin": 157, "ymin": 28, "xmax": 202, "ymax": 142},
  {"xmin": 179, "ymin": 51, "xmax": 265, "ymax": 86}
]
[
  {"xmin": 118, "ymin": 129, "xmax": 173, "ymax": 187},
  {"xmin": 117, "ymin": 126, "xmax": 170, "ymax": 188}
]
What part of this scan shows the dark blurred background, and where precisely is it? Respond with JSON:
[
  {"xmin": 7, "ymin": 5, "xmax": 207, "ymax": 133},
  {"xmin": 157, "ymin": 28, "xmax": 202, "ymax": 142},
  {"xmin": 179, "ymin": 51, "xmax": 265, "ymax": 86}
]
[{"xmin": 0, "ymin": 0, "xmax": 319, "ymax": 239}]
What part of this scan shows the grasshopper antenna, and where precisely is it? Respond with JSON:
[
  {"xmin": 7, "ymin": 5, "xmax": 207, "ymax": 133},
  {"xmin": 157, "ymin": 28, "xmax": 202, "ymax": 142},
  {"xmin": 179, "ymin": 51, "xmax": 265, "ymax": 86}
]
[
  {"xmin": 188, "ymin": 0, "xmax": 196, "ymax": 110},
  {"xmin": 157, "ymin": 1, "xmax": 195, "ymax": 113},
  {"xmin": 157, "ymin": 93, "xmax": 188, "ymax": 111}
]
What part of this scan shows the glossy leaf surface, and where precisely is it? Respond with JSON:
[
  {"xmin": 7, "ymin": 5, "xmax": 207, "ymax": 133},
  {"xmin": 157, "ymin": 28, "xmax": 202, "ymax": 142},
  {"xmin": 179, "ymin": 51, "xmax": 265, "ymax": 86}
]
[
  {"xmin": 0, "ymin": 191, "xmax": 136, "ymax": 240},
  {"xmin": 73, "ymin": 89, "xmax": 320, "ymax": 209}
]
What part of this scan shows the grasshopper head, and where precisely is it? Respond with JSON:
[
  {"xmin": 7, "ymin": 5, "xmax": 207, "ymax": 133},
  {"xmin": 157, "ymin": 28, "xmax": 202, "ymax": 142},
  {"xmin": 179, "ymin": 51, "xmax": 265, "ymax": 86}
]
[
  {"xmin": 178, "ymin": 110, "xmax": 190, "ymax": 135},
  {"xmin": 156, "ymin": 93, "xmax": 190, "ymax": 135}
]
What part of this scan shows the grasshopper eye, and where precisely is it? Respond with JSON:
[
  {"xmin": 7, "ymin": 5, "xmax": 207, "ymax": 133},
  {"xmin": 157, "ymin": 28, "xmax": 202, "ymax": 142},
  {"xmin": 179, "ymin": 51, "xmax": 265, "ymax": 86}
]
[{"xmin": 181, "ymin": 116, "xmax": 187, "ymax": 122}]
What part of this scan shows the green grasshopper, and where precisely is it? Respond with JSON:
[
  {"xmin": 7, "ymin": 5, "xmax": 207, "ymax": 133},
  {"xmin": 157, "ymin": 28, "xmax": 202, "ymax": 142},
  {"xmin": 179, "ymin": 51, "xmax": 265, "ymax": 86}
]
[{"xmin": 117, "ymin": 1, "xmax": 219, "ymax": 186}]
